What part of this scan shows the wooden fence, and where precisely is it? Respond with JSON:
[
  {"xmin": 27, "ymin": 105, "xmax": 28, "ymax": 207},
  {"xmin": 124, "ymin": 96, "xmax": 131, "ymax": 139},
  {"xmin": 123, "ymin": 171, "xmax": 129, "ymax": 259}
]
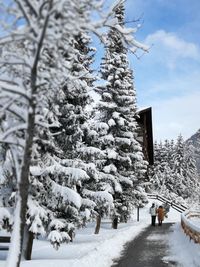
[
  {"xmin": 0, "ymin": 236, "xmax": 10, "ymax": 251},
  {"xmin": 181, "ymin": 211, "xmax": 200, "ymax": 244}
]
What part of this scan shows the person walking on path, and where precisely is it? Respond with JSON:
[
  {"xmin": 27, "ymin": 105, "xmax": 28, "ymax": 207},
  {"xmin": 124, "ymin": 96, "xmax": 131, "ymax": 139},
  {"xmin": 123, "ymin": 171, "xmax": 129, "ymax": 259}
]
[
  {"xmin": 163, "ymin": 202, "xmax": 170, "ymax": 218},
  {"xmin": 157, "ymin": 205, "xmax": 165, "ymax": 226},
  {"xmin": 149, "ymin": 203, "xmax": 157, "ymax": 226}
]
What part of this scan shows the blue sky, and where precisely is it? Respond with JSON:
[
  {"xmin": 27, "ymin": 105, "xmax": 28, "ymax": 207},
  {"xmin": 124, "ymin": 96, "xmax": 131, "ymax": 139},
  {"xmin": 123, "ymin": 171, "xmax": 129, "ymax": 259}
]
[{"xmin": 124, "ymin": 0, "xmax": 200, "ymax": 141}]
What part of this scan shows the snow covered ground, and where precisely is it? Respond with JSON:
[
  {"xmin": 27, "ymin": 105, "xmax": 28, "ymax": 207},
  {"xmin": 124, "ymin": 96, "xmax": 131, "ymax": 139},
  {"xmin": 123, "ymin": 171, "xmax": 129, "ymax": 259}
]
[
  {"xmin": 0, "ymin": 201, "xmax": 200, "ymax": 267},
  {"xmin": 190, "ymin": 217, "xmax": 200, "ymax": 227},
  {"xmin": 165, "ymin": 223, "xmax": 200, "ymax": 267}
]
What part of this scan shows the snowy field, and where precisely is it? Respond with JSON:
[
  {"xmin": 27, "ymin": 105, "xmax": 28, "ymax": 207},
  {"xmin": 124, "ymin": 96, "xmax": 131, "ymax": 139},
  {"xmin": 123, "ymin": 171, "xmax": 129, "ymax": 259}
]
[{"xmin": 0, "ymin": 201, "xmax": 200, "ymax": 267}]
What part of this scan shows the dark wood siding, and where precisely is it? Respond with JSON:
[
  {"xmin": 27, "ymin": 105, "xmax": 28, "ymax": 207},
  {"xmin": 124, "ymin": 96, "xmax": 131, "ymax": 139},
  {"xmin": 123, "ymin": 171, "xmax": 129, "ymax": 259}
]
[{"xmin": 136, "ymin": 107, "xmax": 154, "ymax": 165}]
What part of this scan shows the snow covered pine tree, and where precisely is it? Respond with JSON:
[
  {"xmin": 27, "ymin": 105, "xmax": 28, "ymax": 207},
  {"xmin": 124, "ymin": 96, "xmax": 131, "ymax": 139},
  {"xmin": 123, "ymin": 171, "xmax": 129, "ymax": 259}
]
[
  {"xmin": 150, "ymin": 135, "xmax": 200, "ymax": 205},
  {"xmin": 86, "ymin": 1, "xmax": 149, "ymax": 229}
]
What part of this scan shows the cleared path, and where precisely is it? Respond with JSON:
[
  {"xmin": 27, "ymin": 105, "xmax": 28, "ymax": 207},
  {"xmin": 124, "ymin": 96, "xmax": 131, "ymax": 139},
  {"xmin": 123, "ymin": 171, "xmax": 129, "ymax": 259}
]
[{"xmin": 112, "ymin": 223, "xmax": 178, "ymax": 267}]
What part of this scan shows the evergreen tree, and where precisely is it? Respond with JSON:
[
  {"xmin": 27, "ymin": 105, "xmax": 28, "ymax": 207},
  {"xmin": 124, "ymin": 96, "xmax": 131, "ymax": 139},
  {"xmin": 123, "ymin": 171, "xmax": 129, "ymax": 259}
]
[
  {"xmin": 171, "ymin": 134, "xmax": 187, "ymax": 197},
  {"xmin": 150, "ymin": 134, "xmax": 200, "ymax": 204},
  {"xmin": 51, "ymin": 1, "xmax": 115, "ymax": 234},
  {"xmin": 88, "ymin": 1, "xmax": 148, "ymax": 226},
  {"xmin": 182, "ymin": 141, "xmax": 199, "ymax": 199},
  {"xmin": 149, "ymin": 141, "xmax": 162, "ymax": 191},
  {"xmin": 173, "ymin": 134, "xmax": 185, "ymax": 176}
]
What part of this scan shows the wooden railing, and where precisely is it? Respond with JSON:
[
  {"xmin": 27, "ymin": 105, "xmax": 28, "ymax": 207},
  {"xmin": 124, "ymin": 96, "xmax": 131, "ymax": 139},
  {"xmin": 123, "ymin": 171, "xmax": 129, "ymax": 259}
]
[
  {"xmin": 181, "ymin": 211, "xmax": 200, "ymax": 244},
  {"xmin": 147, "ymin": 193, "xmax": 188, "ymax": 213}
]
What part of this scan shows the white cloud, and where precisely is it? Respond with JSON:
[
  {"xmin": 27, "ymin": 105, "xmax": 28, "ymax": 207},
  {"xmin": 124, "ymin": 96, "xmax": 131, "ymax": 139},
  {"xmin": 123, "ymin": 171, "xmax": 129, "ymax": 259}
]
[
  {"xmin": 152, "ymin": 91, "xmax": 200, "ymax": 141},
  {"xmin": 144, "ymin": 30, "xmax": 200, "ymax": 69}
]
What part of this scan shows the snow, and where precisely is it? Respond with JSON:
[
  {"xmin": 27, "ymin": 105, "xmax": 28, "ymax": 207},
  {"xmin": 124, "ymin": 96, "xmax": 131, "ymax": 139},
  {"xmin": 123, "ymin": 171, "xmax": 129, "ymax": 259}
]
[
  {"xmin": 51, "ymin": 181, "xmax": 82, "ymax": 209},
  {"xmin": 115, "ymin": 137, "xmax": 131, "ymax": 146},
  {"xmin": 82, "ymin": 189, "xmax": 113, "ymax": 206},
  {"xmin": 181, "ymin": 210, "xmax": 200, "ymax": 232},
  {"xmin": 190, "ymin": 217, "xmax": 200, "ymax": 227},
  {"xmin": 6, "ymin": 199, "xmax": 21, "ymax": 267},
  {"xmin": 108, "ymin": 119, "xmax": 116, "ymax": 127},
  {"xmin": 103, "ymin": 164, "xmax": 117, "ymax": 174},
  {"xmin": 78, "ymin": 147, "xmax": 105, "ymax": 158},
  {"xmin": 47, "ymin": 231, "xmax": 71, "ymax": 247},
  {"xmin": 0, "ymin": 200, "xmax": 199, "ymax": 267},
  {"xmin": 0, "ymin": 208, "xmax": 11, "ymax": 225},
  {"xmin": 164, "ymin": 223, "xmax": 200, "ymax": 267},
  {"xmin": 30, "ymin": 165, "xmax": 90, "ymax": 182},
  {"xmin": 27, "ymin": 198, "xmax": 48, "ymax": 235},
  {"xmin": 107, "ymin": 149, "xmax": 118, "ymax": 159}
]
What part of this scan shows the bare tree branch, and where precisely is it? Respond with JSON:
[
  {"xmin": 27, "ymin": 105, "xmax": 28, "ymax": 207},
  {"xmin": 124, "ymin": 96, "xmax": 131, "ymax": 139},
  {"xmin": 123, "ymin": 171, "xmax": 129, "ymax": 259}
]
[
  {"xmin": 39, "ymin": 0, "xmax": 49, "ymax": 18},
  {"xmin": 7, "ymin": 107, "xmax": 27, "ymax": 123},
  {"xmin": 0, "ymin": 139, "xmax": 25, "ymax": 149},
  {"xmin": 0, "ymin": 61, "xmax": 31, "ymax": 69},
  {"xmin": 0, "ymin": 33, "xmax": 36, "ymax": 45},
  {"xmin": 31, "ymin": 0, "xmax": 53, "ymax": 90},
  {"xmin": 15, "ymin": 0, "xmax": 38, "ymax": 37},
  {"xmin": 0, "ymin": 80, "xmax": 30, "ymax": 101},
  {"xmin": 1, "ymin": 123, "xmax": 27, "ymax": 140},
  {"xmin": 23, "ymin": 0, "xmax": 38, "ymax": 18}
]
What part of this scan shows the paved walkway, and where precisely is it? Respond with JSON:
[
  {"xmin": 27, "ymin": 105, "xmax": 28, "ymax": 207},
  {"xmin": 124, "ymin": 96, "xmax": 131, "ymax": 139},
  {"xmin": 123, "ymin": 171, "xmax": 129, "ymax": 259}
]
[{"xmin": 112, "ymin": 223, "xmax": 178, "ymax": 267}]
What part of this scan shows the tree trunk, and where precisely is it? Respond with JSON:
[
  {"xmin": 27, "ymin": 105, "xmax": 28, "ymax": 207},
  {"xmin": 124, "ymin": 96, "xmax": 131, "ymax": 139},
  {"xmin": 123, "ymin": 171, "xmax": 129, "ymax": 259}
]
[
  {"xmin": 112, "ymin": 216, "xmax": 118, "ymax": 229},
  {"xmin": 6, "ymin": 104, "xmax": 36, "ymax": 267},
  {"xmin": 5, "ymin": 3, "xmax": 54, "ymax": 267},
  {"xmin": 17, "ymin": 105, "xmax": 35, "ymax": 267},
  {"xmin": 22, "ymin": 227, "xmax": 34, "ymax": 260},
  {"xmin": 68, "ymin": 229, "xmax": 75, "ymax": 242},
  {"xmin": 94, "ymin": 214, "xmax": 101, "ymax": 234}
]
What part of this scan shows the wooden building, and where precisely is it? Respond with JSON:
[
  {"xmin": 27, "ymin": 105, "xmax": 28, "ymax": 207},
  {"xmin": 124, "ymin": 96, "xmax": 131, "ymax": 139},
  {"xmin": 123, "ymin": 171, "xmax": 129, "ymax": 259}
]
[{"xmin": 136, "ymin": 107, "xmax": 154, "ymax": 165}]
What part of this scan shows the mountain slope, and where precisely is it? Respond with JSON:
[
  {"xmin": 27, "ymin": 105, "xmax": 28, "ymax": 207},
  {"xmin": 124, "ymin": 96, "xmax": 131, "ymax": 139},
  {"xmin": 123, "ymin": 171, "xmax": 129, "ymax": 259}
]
[{"xmin": 186, "ymin": 129, "xmax": 200, "ymax": 175}]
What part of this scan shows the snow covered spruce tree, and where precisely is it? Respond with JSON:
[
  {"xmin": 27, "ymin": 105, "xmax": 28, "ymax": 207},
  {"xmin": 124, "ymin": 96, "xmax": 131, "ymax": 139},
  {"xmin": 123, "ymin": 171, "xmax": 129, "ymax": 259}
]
[
  {"xmin": 172, "ymin": 134, "xmax": 199, "ymax": 199},
  {"xmin": 149, "ymin": 140, "xmax": 175, "ymax": 195},
  {"xmin": 88, "ymin": 1, "xmax": 148, "ymax": 228},
  {"xmin": 150, "ymin": 135, "xmax": 200, "ymax": 204},
  {"xmin": 148, "ymin": 141, "xmax": 163, "ymax": 192},
  {"xmin": 150, "ymin": 139, "xmax": 184, "ymax": 198},
  {"xmin": 48, "ymin": 8, "xmax": 102, "ymax": 236},
  {"xmin": 53, "ymin": 4, "xmax": 115, "ymax": 234},
  {"xmin": 52, "ymin": 0, "xmax": 149, "ymax": 234},
  {"xmin": 0, "ymin": 128, "xmax": 15, "ymax": 232},
  {"xmin": 183, "ymin": 141, "xmax": 200, "ymax": 201},
  {"xmin": 29, "ymin": 2, "xmax": 96, "ymax": 248}
]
